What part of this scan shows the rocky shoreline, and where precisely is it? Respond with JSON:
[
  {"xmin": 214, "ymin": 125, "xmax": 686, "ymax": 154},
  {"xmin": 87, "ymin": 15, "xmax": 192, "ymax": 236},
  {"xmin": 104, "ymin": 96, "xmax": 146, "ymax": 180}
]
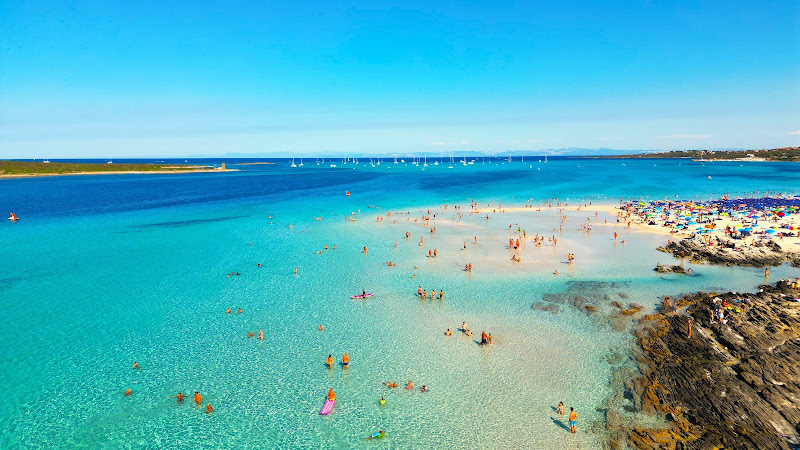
[
  {"xmin": 609, "ymin": 280, "xmax": 800, "ymax": 449},
  {"xmin": 657, "ymin": 239, "xmax": 800, "ymax": 268}
]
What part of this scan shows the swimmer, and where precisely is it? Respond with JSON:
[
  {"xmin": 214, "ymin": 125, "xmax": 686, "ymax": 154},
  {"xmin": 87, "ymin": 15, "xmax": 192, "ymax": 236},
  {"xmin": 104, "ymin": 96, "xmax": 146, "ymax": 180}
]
[
  {"xmin": 406, "ymin": 381, "xmax": 413, "ymax": 390},
  {"xmin": 554, "ymin": 270, "xmax": 559, "ymax": 275},
  {"xmin": 258, "ymin": 330, "xmax": 263, "ymax": 340},
  {"xmin": 328, "ymin": 389, "xmax": 336, "ymax": 401},
  {"xmin": 420, "ymin": 385, "xmax": 427, "ymax": 392},
  {"xmin": 384, "ymin": 381, "xmax": 398, "ymax": 388},
  {"xmin": 194, "ymin": 391, "xmax": 202, "ymax": 405},
  {"xmin": 226, "ymin": 308, "xmax": 231, "ymax": 314},
  {"xmin": 318, "ymin": 324, "xmax": 324, "ymax": 331},
  {"xmin": 206, "ymin": 404, "xmax": 213, "ymax": 414},
  {"xmin": 294, "ymin": 267, "xmax": 298, "ymax": 274},
  {"xmin": 132, "ymin": 361, "xmax": 140, "ymax": 369},
  {"xmin": 324, "ymin": 244, "xmax": 328, "ymax": 250},
  {"xmin": 445, "ymin": 328, "xmax": 452, "ymax": 336},
  {"xmin": 177, "ymin": 392, "xmax": 184, "ymax": 403},
  {"xmin": 380, "ymin": 397, "xmax": 386, "ymax": 405},
  {"xmin": 236, "ymin": 308, "xmax": 242, "ymax": 314},
  {"xmin": 247, "ymin": 331, "xmax": 254, "ymax": 338},
  {"xmin": 342, "ymin": 352, "xmax": 349, "ymax": 367},
  {"xmin": 257, "ymin": 263, "xmax": 262, "ymax": 267},
  {"xmin": 326, "ymin": 354, "xmax": 333, "ymax": 369},
  {"xmin": 124, "ymin": 388, "xmax": 132, "ymax": 396}
]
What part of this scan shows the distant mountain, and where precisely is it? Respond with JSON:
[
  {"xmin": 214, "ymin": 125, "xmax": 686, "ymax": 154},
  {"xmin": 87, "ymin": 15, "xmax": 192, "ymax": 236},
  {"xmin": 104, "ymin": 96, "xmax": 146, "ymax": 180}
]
[{"xmin": 205, "ymin": 148, "xmax": 656, "ymax": 159}]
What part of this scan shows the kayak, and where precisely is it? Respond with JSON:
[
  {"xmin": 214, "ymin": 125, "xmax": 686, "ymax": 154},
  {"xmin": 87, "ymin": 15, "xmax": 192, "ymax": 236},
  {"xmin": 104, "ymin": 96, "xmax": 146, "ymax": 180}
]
[
  {"xmin": 320, "ymin": 399, "xmax": 335, "ymax": 415},
  {"xmin": 350, "ymin": 293, "xmax": 374, "ymax": 299}
]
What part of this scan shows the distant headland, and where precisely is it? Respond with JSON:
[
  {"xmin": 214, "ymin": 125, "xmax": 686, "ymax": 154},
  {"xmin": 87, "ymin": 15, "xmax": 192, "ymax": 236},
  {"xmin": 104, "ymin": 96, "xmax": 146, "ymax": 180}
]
[
  {"xmin": 586, "ymin": 147, "xmax": 800, "ymax": 162},
  {"xmin": 0, "ymin": 161, "xmax": 236, "ymax": 179}
]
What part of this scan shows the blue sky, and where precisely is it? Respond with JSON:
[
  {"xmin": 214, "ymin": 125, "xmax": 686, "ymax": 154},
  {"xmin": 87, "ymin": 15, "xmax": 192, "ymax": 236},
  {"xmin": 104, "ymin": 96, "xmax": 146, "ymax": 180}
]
[{"xmin": 1, "ymin": 1, "xmax": 798, "ymax": 157}]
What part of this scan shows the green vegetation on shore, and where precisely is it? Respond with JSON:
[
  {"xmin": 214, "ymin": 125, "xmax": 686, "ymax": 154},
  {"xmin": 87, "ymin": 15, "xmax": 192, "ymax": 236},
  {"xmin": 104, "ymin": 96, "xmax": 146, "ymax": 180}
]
[
  {"xmin": 594, "ymin": 147, "xmax": 800, "ymax": 161},
  {"xmin": 0, "ymin": 160, "xmax": 215, "ymax": 176}
]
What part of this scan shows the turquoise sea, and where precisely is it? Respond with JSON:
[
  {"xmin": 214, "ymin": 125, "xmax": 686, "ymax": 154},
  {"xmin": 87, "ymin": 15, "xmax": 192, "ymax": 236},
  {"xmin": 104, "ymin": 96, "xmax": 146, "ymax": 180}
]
[{"xmin": 1, "ymin": 157, "xmax": 799, "ymax": 448}]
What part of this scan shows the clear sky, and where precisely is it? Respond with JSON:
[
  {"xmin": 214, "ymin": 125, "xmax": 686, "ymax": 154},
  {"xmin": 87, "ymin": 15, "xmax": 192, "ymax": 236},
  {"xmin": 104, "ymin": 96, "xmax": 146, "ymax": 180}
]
[{"xmin": 1, "ymin": 1, "xmax": 798, "ymax": 158}]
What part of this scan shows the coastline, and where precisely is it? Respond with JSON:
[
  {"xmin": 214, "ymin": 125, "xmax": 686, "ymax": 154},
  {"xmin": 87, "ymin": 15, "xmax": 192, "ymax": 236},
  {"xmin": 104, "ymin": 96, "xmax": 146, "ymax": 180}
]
[
  {"xmin": 611, "ymin": 280, "xmax": 800, "ymax": 449},
  {"xmin": 0, "ymin": 168, "xmax": 238, "ymax": 179}
]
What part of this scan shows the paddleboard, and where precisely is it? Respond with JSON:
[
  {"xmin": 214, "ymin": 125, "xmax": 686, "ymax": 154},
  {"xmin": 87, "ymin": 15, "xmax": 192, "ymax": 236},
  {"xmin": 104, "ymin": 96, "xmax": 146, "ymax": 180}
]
[
  {"xmin": 319, "ymin": 399, "xmax": 335, "ymax": 415},
  {"xmin": 350, "ymin": 293, "xmax": 374, "ymax": 299}
]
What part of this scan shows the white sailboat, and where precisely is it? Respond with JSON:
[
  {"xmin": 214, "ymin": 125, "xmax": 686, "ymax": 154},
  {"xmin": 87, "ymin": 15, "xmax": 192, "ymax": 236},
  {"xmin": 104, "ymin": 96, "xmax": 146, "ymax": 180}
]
[
  {"xmin": 299, "ymin": 158, "xmax": 303, "ymax": 167},
  {"xmin": 291, "ymin": 158, "xmax": 297, "ymax": 168}
]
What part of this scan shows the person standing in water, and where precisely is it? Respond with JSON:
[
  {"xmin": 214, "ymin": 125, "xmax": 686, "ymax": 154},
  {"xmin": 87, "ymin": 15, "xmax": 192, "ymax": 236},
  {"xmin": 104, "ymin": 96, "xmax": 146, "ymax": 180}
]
[
  {"xmin": 342, "ymin": 352, "xmax": 349, "ymax": 368},
  {"xmin": 326, "ymin": 354, "xmax": 333, "ymax": 369},
  {"xmin": 569, "ymin": 407, "xmax": 577, "ymax": 433}
]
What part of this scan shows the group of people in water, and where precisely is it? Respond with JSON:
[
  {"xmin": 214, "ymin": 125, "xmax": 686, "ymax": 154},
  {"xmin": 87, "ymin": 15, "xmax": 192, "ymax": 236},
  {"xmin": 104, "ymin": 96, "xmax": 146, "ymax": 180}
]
[
  {"xmin": 124, "ymin": 362, "xmax": 213, "ymax": 414},
  {"xmin": 383, "ymin": 380, "xmax": 428, "ymax": 392},
  {"xmin": 326, "ymin": 352, "xmax": 350, "ymax": 369},
  {"xmin": 449, "ymin": 322, "xmax": 492, "ymax": 344},
  {"xmin": 555, "ymin": 402, "xmax": 579, "ymax": 433},
  {"xmin": 417, "ymin": 286, "xmax": 444, "ymax": 300}
]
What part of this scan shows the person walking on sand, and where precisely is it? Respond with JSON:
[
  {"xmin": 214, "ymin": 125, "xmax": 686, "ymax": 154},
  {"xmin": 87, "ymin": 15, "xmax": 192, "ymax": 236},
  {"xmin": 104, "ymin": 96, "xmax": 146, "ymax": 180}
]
[{"xmin": 569, "ymin": 407, "xmax": 577, "ymax": 433}]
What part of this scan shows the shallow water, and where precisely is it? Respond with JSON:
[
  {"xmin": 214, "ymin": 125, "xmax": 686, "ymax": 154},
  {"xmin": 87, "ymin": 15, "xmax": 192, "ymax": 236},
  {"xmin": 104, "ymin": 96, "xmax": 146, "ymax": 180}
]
[{"xmin": 1, "ymin": 158, "xmax": 798, "ymax": 448}]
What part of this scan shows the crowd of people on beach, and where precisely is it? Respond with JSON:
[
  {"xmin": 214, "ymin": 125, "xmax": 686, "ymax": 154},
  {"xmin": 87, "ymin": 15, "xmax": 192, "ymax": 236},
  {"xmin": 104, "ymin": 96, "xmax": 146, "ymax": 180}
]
[{"xmin": 619, "ymin": 196, "xmax": 800, "ymax": 249}]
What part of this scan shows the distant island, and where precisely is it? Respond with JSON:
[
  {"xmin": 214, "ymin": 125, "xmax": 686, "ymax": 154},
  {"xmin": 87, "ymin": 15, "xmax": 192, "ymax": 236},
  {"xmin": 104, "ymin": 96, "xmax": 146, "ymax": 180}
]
[
  {"xmin": 588, "ymin": 147, "xmax": 800, "ymax": 161},
  {"xmin": 0, "ymin": 161, "xmax": 235, "ymax": 179}
]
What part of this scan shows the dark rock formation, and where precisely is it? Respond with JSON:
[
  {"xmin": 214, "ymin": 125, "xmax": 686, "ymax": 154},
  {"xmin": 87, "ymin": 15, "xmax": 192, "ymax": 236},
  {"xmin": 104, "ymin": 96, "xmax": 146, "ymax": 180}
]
[
  {"xmin": 654, "ymin": 263, "xmax": 687, "ymax": 274},
  {"xmin": 618, "ymin": 280, "xmax": 800, "ymax": 449},
  {"xmin": 657, "ymin": 239, "xmax": 799, "ymax": 268}
]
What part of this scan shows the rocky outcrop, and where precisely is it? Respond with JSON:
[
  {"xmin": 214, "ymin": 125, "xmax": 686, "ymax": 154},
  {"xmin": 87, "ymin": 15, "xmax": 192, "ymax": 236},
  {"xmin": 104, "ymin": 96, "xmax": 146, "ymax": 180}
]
[
  {"xmin": 654, "ymin": 263, "xmax": 687, "ymax": 274},
  {"xmin": 657, "ymin": 239, "xmax": 800, "ymax": 267},
  {"xmin": 617, "ymin": 280, "xmax": 800, "ymax": 449}
]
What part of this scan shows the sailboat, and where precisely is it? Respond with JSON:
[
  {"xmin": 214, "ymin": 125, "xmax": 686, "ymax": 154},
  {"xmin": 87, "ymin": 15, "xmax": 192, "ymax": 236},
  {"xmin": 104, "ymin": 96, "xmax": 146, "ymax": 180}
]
[
  {"xmin": 423, "ymin": 153, "xmax": 428, "ymax": 167},
  {"xmin": 8, "ymin": 212, "xmax": 19, "ymax": 222},
  {"xmin": 291, "ymin": 158, "xmax": 297, "ymax": 168},
  {"xmin": 299, "ymin": 158, "xmax": 303, "ymax": 167},
  {"xmin": 544, "ymin": 155, "xmax": 548, "ymax": 163}
]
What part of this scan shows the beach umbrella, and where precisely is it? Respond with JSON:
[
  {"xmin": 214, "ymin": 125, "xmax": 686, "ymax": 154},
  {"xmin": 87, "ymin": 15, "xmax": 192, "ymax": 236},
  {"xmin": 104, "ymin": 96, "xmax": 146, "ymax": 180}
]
[
  {"xmin": 777, "ymin": 212, "xmax": 786, "ymax": 217},
  {"xmin": 765, "ymin": 229, "xmax": 775, "ymax": 234}
]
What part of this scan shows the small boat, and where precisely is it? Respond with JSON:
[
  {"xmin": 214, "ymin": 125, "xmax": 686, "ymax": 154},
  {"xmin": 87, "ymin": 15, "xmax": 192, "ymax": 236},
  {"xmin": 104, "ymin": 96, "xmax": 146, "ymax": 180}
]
[
  {"xmin": 9, "ymin": 212, "xmax": 19, "ymax": 222},
  {"xmin": 350, "ymin": 293, "xmax": 374, "ymax": 299},
  {"xmin": 291, "ymin": 158, "xmax": 297, "ymax": 168}
]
